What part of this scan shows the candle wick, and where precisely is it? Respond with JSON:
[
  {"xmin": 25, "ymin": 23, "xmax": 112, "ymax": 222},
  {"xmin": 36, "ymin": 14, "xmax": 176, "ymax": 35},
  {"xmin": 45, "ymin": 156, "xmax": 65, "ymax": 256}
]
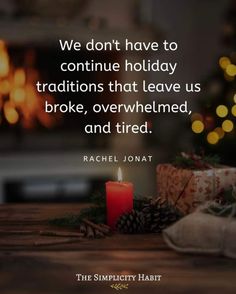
[{"xmin": 117, "ymin": 167, "xmax": 123, "ymax": 182}]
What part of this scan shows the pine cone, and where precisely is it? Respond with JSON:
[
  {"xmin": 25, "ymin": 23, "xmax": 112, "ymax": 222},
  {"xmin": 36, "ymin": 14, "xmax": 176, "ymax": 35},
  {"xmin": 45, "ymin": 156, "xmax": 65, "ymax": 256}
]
[
  {"xmin": 116, "ymin": 210, "xmax": 145, "ymax": 234},
  {"xmin": 142, "ymin": 198, "xmax": 182, "ymax": 233}
]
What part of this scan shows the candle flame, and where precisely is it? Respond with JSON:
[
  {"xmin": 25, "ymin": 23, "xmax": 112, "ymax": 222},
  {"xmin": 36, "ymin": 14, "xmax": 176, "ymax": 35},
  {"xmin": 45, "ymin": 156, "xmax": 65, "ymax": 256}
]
[{"xmin": 117, "ymin": 167, "xmax": 123, "ymax": 182}]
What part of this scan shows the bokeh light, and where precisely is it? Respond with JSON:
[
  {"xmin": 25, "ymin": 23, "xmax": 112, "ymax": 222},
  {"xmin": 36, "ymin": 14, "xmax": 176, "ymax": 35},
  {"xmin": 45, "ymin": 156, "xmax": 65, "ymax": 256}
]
[
  {"xmin": 3, "ymin": 103, "xmax": 19, "ymax": 124},
  {"xmin": 234, "ymin": 93, "xmax": 236, "ymax": 103},
  {"xmin": 14, "ymin": 69, "xmax": 26, "ymax": 86},
  {"xmin": 207, "ymin": 131, "xmax": 219, "ymax": 144},
  {"xmin": 10, "ymin": 88, "xmax": 26, "ymax": 104},
  {"xmin": 214, "ymin": 127, "xmax": 225, "ymax": 139},
  {"xmin": 191, "ymin": 113, "xmax": 203, "ymax": 122},
  {"xmin": 219, "ymin": 56, "xmax": 231, "ymax": 69},
  {"xmin": 231, "ymin": 105, "xmax": 236, "ymax": 116},
  {"xmin": 222, "ymin": 119, "xmax": 234, "ymax": 132},
  {"xmin": 216, "ymin": 105, "xmax": 228, "ymax": 117},
  {"xmin": 0, "ymin": 80, "xmax": 10, "ymax": 95},
  {"xmin": 191, "ymin": 120, "xmax": 204, "ymax": 133},
  {"xmin": 226, "ymin": 64, "xmax": 236, "ymax": 77}
]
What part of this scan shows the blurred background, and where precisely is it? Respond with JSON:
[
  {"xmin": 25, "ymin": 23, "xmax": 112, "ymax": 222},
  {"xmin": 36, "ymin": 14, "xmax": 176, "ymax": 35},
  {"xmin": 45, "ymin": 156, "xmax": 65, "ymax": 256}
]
[{"xmin": 0, "ymin": 0, "xmax": 235, "ymax": 203}]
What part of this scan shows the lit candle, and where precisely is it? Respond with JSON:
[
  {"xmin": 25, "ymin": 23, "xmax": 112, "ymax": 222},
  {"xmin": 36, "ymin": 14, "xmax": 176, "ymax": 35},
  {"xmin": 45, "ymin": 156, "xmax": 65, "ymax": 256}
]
[{"xmin": 106, "ymin": 167, "xmax": 133, "ymax": 230}]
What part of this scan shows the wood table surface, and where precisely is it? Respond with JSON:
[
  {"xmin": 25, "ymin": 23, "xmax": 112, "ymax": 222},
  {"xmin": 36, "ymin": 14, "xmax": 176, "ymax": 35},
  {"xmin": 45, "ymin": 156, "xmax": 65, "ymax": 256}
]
[{"xmin": 0, "ymin": 204, "xmax": 236, "ymax": 294}]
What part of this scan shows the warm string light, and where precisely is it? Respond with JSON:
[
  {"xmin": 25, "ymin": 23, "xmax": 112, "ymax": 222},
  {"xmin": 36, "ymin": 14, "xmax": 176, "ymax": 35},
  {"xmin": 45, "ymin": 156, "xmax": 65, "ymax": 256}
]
[
  {"xmin": 207, "ymin": 131, "xmax": 219, "ymax": 145},
  {"xmin": 226, "ymin": 64, "xmax": 236, "ymax": 77},
  {"xmin": 191, "ymin": 55, "xmax": 236, "ymax": 145},
  {"xmin": 214, "ymin": 127, "xmax": 225, "ymax": 139},
  {"xmin": 191, "ymin": 111, "xmax": 234, "ymax": 145},
  {"xmin": 231, "ymin": 105, "xmax": 236, "ymax": 116},
  {"xmin": 233, "ymin": 93, "xmax": 236, "ymax": 103},
  {"xmin": 0, "ymin": 40, "xmax": 57, "ymax": 128},
  {"xmin": 191, "ymin": 120, "xmax": 204, "ymax": 133},
  {"xmin": 216, "ymin": 105, "xmax": 228, "ymax": 117},
  {"xmin": 219, "ymin": 56, "xmax": 231, "ymax": 69},
  {"xmin": 219, "ymin": 56, "xmax": 236, "ymax": 78},
  {"xmin": 222, "ymin": 119, "xmax": 234, "ymax": 132}
]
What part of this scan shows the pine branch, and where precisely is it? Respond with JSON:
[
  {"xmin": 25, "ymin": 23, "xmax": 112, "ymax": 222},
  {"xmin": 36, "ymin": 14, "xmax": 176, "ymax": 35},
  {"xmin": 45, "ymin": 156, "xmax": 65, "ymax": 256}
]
[
  {"xmin": 173, "ymin": 153, "xmax": 220, "ymax": 169},
  {"xmin": 48, "ymin": 192, "xmax": 152, "ymax": 228}
]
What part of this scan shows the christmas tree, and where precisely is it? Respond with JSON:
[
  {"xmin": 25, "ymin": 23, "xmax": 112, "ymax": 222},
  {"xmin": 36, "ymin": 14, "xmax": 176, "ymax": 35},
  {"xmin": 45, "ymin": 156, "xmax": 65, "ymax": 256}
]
[{"xmin": 191, "ymin": 0, "xmax": 236, "ymax": 164}]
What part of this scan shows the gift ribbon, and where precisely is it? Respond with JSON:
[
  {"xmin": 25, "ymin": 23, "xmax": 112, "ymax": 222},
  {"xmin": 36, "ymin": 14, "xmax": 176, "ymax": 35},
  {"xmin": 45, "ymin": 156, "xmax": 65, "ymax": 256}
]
[{"xmin": 174, "ymin": 173, "xmax": 194, "ymax": 206}]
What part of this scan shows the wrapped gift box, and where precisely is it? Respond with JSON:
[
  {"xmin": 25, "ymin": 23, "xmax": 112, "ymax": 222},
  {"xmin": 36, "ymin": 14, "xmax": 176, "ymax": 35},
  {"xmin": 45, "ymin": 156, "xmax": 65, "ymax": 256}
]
[{"xmin": 157, "ymin": 164, "xmax": 236, "ymax": 214}]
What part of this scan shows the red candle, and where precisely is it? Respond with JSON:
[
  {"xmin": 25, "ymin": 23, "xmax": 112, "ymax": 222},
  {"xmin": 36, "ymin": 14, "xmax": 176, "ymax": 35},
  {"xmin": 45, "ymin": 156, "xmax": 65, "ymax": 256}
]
[{"xmin": 106, "ymin": 167, "xmax": 133, "ymax": 230}]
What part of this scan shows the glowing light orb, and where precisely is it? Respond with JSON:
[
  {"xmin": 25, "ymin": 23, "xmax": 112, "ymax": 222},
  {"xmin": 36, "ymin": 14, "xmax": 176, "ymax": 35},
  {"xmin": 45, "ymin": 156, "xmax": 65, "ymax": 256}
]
[
  {"xmin": 231, "ymin": 105, "xmax": 236, "ymax": 116},
  {"xmin": 216, "ymin": 105, "xmax": 228, "ymax": 118},
  {"xmin": 191, "ymin": 120, "xmax": 204, "ymax": 133},
  {"xmin": 207, "ymin": 132, "xmax": 219, "ymax": 145},
  {"xmin": 222, "ymin": 120, "xmax": 234, "ymax": 132},
  {"xmin": 214, "ymin": 127, "xmax": 225, "ymax": 139},
  {"xmin": 219, "ymin": 56, "xmax": 231, "ymax": 69}
]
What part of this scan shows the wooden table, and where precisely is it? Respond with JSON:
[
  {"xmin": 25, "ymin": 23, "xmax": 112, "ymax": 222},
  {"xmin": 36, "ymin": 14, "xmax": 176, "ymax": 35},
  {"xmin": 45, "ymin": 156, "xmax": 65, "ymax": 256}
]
[{"xmin": 0, "ymin": 204, "xmax": 236, "ymax": 294}]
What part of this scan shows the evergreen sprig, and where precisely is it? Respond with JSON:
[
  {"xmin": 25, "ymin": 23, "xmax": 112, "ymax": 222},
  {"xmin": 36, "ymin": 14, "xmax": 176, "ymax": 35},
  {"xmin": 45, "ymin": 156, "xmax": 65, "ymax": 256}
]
[
  {"xmin": 173, "ymin": 153, "xmax": 220, "ymax": 169},
  {"xmin": 204, "ymin": 203, "xmax": 236, "ymax": 217},
  {"xmin": 204, "ymin": 186, "xmax": 236, "ymax": 217},
  {"xmin": 48, "ymin": 192, "xmax": 150, "ymax": 228}
]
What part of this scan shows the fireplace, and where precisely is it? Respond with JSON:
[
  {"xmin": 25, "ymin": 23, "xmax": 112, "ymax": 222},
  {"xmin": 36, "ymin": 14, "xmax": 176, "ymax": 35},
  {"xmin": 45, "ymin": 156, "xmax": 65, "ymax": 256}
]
[{"xmin": 0, "ymin": 41, "xmax": 121, "ymax": 151}]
